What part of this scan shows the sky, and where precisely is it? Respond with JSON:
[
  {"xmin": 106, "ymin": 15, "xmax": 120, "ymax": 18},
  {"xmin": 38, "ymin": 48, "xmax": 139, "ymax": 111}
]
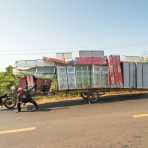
[{"xmin": 0, "ymin": 0, "xmax": 148, "ymax": 70}]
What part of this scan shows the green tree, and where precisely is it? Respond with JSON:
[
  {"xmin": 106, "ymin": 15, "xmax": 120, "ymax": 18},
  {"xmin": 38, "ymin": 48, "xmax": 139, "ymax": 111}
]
[
  {"xmin": 0, "ymin": 65, "xmax": 17, "ymax": 94},
  {"xmin": 6, "ymin": 65, "xmax": 13, "ymax": 75}
]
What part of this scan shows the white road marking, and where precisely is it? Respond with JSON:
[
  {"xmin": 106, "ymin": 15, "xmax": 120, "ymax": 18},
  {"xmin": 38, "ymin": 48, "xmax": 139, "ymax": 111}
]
[
  {"xmin": 0, "ymin": 127, "xmax": 36, "ymax": 135},
  {"xmin": 48, "ymin": 107, "xmax": 65, "ymax": 110},
  {"xmin": 133, "ymin": 113, "xmax": 148, "ymax": 118}
]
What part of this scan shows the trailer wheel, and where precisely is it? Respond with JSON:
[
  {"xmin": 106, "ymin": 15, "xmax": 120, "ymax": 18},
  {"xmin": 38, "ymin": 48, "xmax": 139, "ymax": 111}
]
[
  {"xmin": 81, "ymin": 92, "xmax": 89, "ymax": 100},
  {"xmin": 88, "ymin": 92, "xmax": 99, "ymax": 104}
]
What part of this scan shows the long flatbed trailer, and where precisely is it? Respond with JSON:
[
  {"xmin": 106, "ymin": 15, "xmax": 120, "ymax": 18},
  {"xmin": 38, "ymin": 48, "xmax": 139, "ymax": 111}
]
[{"xmin": 55, "ymin": 57, "xmax": 148, "ymax": 103}]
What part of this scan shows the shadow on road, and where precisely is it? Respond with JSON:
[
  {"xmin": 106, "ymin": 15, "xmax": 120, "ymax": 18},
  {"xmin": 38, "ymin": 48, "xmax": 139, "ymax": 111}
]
[
  {"xmin": 35, "ymin": 93, "xmax": 148, "ymax": 111},
  {"xmin": 99, "ymin": 93, "xmax": 148, "ymax": 103}
]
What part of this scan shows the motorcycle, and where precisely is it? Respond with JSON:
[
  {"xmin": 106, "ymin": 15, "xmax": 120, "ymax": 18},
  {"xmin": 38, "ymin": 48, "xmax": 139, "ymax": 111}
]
[{"xmin": 0, "ymin": 94, "xmax": 17, "ymax": 110}]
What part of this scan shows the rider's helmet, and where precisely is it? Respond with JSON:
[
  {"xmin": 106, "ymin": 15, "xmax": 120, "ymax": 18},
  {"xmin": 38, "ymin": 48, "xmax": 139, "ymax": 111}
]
[{"xmin": 17, "ymin": 87, "xmax": 24, "ymax": 95}]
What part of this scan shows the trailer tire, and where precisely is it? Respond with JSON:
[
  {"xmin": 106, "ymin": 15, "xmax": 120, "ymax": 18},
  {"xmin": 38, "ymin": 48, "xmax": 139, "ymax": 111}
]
[
  {"xmin": 81, "ymin": 91, "xmax": 101, "ymax": 104},
  {"xmin": 88, "ymin": 92, "xmax": 99, "ymax": 104},
  {"xmin": 81, "ymin": 92, "xmax": 89, "ymax": 100}
]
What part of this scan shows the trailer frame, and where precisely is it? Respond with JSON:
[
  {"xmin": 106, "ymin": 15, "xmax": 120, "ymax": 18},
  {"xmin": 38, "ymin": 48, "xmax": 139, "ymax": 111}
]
[{"xmin": 56, "ymin": 88, "xmax": 148, "ymax": 103}]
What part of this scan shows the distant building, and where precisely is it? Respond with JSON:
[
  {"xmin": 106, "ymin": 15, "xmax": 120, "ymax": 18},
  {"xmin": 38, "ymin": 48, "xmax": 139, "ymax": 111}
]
[
  {"xmin": 122, "ymin": 56, "xmax": 144, "ymax": 63},
  {"xmin": 144, "ymin": 56, "xmax": 148, "ymax": 62},
  {"xmin": 13, "ymin": 58, "xmax": 56, "ymax": 79}
]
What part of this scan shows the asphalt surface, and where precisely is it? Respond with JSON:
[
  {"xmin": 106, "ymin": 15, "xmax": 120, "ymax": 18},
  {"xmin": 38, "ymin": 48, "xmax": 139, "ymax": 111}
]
[{"xmin": 1, "ymin": 95, "xmax": 148, "ymax": 148}]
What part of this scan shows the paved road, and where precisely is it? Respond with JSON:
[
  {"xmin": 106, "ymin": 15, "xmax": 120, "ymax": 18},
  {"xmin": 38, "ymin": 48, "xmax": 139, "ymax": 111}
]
[{"xmin": 1, "ymin": 95, "xmax": 148, "ymax": 148}]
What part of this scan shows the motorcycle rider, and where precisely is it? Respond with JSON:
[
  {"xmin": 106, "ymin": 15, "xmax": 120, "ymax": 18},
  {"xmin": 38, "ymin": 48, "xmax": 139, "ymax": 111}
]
[{"xmin": 17, "ymin": 86, "xmax": 39, "ymax": 112}]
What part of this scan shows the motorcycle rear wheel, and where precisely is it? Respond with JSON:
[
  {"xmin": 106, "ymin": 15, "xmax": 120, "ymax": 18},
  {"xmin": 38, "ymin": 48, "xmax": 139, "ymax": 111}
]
[{"xmin": 4, "ymin": 98, "xmax": 17, "ymax": 109}]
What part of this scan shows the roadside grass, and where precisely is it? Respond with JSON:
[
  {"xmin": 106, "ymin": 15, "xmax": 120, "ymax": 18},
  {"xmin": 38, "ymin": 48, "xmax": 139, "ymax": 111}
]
[{"xmin": 35, "ymin": 94, "xmax": 81, "ymax": 105}]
